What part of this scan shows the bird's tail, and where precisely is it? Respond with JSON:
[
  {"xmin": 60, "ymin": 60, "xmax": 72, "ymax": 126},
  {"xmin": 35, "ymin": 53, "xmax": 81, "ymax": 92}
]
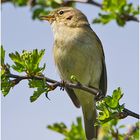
[{"xmin": 82, "ymin": 102, "xmax": 97, "ymax": 140}]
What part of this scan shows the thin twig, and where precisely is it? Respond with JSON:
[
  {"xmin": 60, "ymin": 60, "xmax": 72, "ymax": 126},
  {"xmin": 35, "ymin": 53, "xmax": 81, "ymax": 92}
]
[
  {"xmin": 62, "ymin": 0, "xmax": 102, "ymax": 7},
  {"xmin": 1, "ymin": 0, "xmax": 11, "ymax": 3},
  {"xmin": 9, "ymin": 73, "xmax": 99, "ymax": 96}
]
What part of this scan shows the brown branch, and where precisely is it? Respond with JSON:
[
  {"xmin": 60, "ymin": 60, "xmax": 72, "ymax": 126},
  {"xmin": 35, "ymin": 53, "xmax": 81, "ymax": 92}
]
[
  {"xmin": 62, "ymin": 0, "xmax": 102, "ymax": 7},
  {"xmin": 1, "ymin": 0, "xmax": 11, "ymax": 3},
  {"xmin": 120, "ymin": 14, "xmax": 139, "ymax": 22},
  {"xmin": 8, "ymin": 73, "xmax": 139, "ymax": 119},
  {"xmin": 114, "ymin": 108, "xmax": 139, "ymax": 119},
  {"xmin": 9, "ymin": 73, "xmax": 99, "ymax": 96}
]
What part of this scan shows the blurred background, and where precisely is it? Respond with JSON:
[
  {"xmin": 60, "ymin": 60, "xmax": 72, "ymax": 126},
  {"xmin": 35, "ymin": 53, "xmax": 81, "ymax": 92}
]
[{"xmin": 1, "ymin": 1, "xmax": 139, "ymax": 140}]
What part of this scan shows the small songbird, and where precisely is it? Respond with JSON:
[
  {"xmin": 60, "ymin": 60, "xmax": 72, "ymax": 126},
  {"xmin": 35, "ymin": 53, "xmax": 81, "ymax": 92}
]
[{"xmin": 40, "ymin": 7, "xmax": 107, "ymax": 140}]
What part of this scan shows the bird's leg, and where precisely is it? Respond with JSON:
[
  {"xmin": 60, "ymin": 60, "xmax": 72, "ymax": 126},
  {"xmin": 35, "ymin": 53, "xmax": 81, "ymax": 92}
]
[
  {"xmin": 60, "ymin": 80, "xmax": 66, "ymax": 91},
  {"xmin": 95, "ymin": 90, "xmax": 105, "ymax": 101}
]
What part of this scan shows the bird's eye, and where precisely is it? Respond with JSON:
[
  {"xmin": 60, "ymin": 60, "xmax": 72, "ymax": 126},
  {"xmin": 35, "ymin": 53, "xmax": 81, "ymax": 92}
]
[{"xmin": 59, "ymin": 11, "xmax": 64, "ymax": 15}]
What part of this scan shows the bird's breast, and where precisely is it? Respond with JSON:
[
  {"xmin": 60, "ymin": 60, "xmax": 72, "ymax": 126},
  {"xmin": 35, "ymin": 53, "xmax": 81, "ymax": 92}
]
[{"xmin": 53, "ymin": 34, "xmax": 93, "ymax": 83}]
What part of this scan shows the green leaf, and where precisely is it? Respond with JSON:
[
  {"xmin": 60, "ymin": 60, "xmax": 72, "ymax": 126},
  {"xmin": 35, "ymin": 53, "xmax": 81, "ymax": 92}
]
[
  {"xmin": 98, "ymin": 111, "xmax": 107, "ymax": 121},
  {"xmin": 1, "ymin": 80, "xmax": 12, "ymax": 96},
  {"xmin": 104, "ymin": 95, "xmax": 119, "ymax": 109},
  {"xmin": 46, "ymin": 0, "xmax": 60, "ymax": 8},
  {"xmin": 9, "ymin": 52, "xmax": 24, "ymax": 67},
  {"xmin": 104, "ymin": 88, "xmax": 123, "ymax": 109},
  {"xmin": 70, "ymin": 75, "xmax": 78, "ymax": 82},
  {"xmin": 11, "ymin": 63, "xmax": 25, "ymax": 72},
  {"xmin": 28, "ymin": 79, "xmax": 46, "ymax": 88},
  {"xmin": 48, "ymin": 122, "xmax": 68, "ymax": 136},
  {"xmin": 93, "ymin": 12, "xmax": 116, "ymax": 25},
  {"xmin": 9, "ymin": 49, "xmax": 46, "ymax": 75},
  {"xmin": 0, "ymin": 46, "xmax": 5, "ymax": 65},
  {"xmin": 112, "ymin": 87, "xmax": 123, "ymax": 100},
  {"xmin": 30, "ymin": 87, "xmax": 47, "ymax": 102},
  {"xmin": 13, "ymin": 0, "xmax": 28, "ymax": 6},
  {"xmin": 0, "ymin": 47, "xmax": 12, "ymax": 96},
  {"xmin": 76, "ymin": 117, "xmax": 83, "ymax": 132},
  {"xmin": 116, "ymin": 16, "xmax": 126, "ymax": 26},
  {"xmin": 110, "ymin": 119, "xmax": 118, "ymax": 126},
  {"xmin": 29, "ymin": 79, "xmax": 49, "ymax": 102}
]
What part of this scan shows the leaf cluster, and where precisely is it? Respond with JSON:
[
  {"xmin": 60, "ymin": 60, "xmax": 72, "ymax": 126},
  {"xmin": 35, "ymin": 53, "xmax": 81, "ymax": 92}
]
[
  {"xmin": 96, "ymin": 88, "xmax": 125, "ymax": 124},
  {"xmin": 48, "ymin": 117, "xmax": 139, "ymax": 140},
  {"xmin": 1, "ymin": 47, "xmax": 50, "ymax": 101},
  {"xmin": 93, "ymin": 0, "xmax": 139, "ymax": 26},
  {"xmin": 9, "ymin": 49, "xmax": 46, "ymax": 75},
  {"xmin": 48, "ymin": 117, "xmax": 86, "ymax": 140},
  {"xmin": 1, "ymin": 46, "xmax": 12, "ymax": 96}
]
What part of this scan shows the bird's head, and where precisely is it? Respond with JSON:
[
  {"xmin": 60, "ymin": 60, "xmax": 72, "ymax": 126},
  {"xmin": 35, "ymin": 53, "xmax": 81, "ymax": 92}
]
[{"xmin": 40, "ymin": 7, "xmax": 89, "ymax": 27}]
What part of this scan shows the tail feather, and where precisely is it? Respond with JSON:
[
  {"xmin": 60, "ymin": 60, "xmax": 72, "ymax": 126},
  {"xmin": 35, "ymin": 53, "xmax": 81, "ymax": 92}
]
[{"xmin": 82, "ymin": 103, "xmax": 97, "ymax": 140}]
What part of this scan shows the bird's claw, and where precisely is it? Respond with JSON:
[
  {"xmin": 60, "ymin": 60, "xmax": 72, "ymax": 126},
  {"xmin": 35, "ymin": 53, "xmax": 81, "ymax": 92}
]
[
  {"xmin": 45, "ymin": 93, "xmax": 50, "ymax": 100},
  {"xmin": 95, "ymin": 90, "xmax": 105, "ymax": 101},
  {"xmin": 60, "ymin": 80, "xmax": 65, "ymax": 91}
]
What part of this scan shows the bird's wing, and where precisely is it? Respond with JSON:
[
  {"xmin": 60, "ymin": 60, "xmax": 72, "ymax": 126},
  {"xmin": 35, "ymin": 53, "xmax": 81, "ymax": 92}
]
[
  {"xmin": 99, "ymin": 60, "xmax": 107, "ymax": 96},
  {"xmin": 65, "ymin": 87, "xmax": 81, "ymax": 108},
  {"xmin": 94, "ymin": 31, "xmax": 107, "ymax": 96}
]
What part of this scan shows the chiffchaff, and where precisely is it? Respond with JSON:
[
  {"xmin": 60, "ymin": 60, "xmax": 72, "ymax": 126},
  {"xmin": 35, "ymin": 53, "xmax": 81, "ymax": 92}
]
[{"xmin": 40, "ymin": 7, "xmax": 107, "ymax": 140}]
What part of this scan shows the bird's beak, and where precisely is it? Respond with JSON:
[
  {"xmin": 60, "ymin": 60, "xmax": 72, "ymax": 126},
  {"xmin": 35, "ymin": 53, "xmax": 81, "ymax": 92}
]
[{"xmin": 39, "ymin": 15, "xmax": 55, "ymax": 23}]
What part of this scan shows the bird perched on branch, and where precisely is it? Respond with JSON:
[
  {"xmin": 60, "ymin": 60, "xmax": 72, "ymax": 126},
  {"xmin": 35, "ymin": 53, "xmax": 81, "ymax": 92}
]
[{"xmin": 40, "ymin": 7, "xmax": 107, "ymax": 140}]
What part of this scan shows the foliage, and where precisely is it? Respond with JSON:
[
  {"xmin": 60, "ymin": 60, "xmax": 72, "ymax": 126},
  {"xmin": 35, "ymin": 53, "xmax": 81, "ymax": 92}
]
[
  {"xmin": 96, "ymin": 88, "xmax": 125, "ymax": 125},
  {"xmin": 9, "ymin": 49, "xmax": 46, "ymax": 75},
  {"xmin": 48, "ymin": 117, "xmax": 86, "ymax": 140},
  {"xmin": 1, "ymin": 47, "xmax": 50, "ymax": 101},
  {"xmin": 2, "ymin": 0, "xmax": 139, "ymax": 26},
  {"xmin": 93, "ymin": 0, "xmax": 139, "ymax": 26},
  {"xmin": 48, "ymin": 117, "xmax": 139, "ymax": 140},
  {"xmin": 1, "ymin": 46, "xmax": 11, "ymax": 96}
]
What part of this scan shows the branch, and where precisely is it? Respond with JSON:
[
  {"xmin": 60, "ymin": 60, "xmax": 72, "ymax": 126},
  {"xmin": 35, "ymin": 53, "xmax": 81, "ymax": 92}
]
[
  {"xmin": 62, "ymin": 0, "xmax": 102, "ymax": 7},
  {"xmin": 114, "ymin": 108, "xmax": 139, "ymax": 120},
  {"xmin": 120, "ymin": 14, "xmax": 139, "ymax": 22},
  {"xmin": 1, "ymin": 0, "xmax": 11, "ymax": 3},
  {"xmin": 9, "ymin": 73, "xmax": 99, "ymax": 96},
  {"xmin": 8, "ymin": 73, "xmax": 140, "ymax": 119},
  {"xmin": 123, "ymin": 108, "xmax": 139, "ymax": 119}
]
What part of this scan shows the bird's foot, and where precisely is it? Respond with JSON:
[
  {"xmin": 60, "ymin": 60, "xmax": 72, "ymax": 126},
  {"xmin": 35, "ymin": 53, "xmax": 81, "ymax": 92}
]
[
  {"xmin": 95, "ymin": 90, "xmax": 105, "ymax": 101},
  {"xmin": 60, "ymin": 80, "xmax": 66, "ymax": 91}
]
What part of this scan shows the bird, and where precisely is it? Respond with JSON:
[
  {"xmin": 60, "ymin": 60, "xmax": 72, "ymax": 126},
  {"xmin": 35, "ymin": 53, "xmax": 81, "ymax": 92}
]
[{"xmin": 40, "ymin": 7, "xmax": 107, "ymax": 140}]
